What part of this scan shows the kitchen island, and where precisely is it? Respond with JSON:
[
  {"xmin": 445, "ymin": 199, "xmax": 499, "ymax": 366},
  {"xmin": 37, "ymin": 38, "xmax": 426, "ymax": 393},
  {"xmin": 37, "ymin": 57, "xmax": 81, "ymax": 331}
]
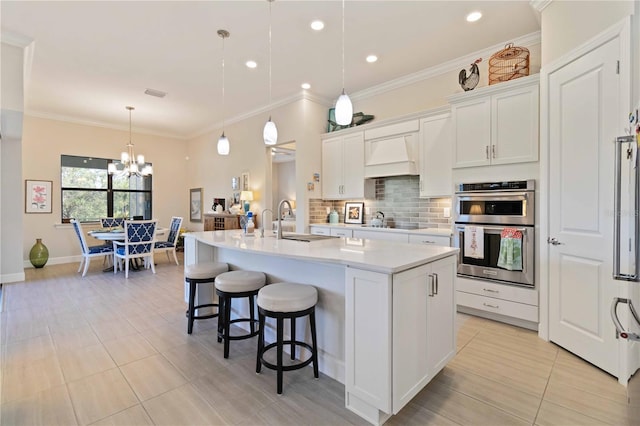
[{"xmin": 184, "ymin": 230, "xmax": 459, "ymax": 425}]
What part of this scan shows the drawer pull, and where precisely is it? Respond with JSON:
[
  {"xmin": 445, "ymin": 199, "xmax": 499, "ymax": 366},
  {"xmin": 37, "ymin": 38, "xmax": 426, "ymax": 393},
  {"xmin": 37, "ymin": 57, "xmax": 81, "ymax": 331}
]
[
  {"xmin": 422, "ymin": 240, "xmax": 436, "ymax": 244},
  {"xmin": 482, "ymin": 288, "xmax": 499, "ymax": 293},
  {"xmin": 483, "ymin": 303, "xmax": 499, "ymax": 309}
]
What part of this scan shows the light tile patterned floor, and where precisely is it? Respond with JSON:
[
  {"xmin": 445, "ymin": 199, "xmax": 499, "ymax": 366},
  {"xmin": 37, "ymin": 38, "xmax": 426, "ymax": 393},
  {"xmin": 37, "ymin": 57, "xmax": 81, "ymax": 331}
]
[{"xmin": 0, "ymin": 256, "xmax": 635, "ymax": 425}]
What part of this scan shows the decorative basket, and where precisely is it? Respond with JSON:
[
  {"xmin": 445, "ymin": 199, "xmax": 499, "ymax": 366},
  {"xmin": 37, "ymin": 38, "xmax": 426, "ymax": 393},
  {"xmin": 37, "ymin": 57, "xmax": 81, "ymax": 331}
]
[{"xmin": 488, "ymin": 43, "xmax": 530, "ymax": 85}]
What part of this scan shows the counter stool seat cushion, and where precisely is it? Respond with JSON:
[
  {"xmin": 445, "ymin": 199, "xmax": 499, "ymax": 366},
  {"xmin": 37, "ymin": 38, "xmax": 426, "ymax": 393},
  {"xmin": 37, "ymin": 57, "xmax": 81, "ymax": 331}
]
[
  {"xmin": 185, "ymin": 262, "xmax": 229, "ymax": 280},
  {"xmin": 215, "ymin": 270, "xmax": 266, "ymax": 293},
  {"xmin": 257, "ymin": 282, "xmax": 318, "ymax": 313}
]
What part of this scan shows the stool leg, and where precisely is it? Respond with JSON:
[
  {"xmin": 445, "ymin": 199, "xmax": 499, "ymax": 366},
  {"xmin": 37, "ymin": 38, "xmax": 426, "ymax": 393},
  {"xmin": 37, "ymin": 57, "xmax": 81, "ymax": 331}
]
[
  {"xmin": 224, "ymin": 295, "xmax": 232, "ymax": 359},
  {"xmin": 187, "ymin": 280, "xmax": 196, "ymax": 334},
  {"xmin": 249, "ymin": 294, "xmax": 256, "ymax": 334},
  {"xmin": 277, "ymin": 316, "xmax": 284, "ymax": 394},
  {"xmin": 310, "ymin": 309, "xmax": 319, "ymax": 379},
  {"xmin": 290, "ymin": 317, "xmax": 296, "ymax": 360},
  {"xmin": 256, "ymin": 311, "xmax": 265, "ymax": 374},
  {"xmin": 217, "ymin": 295, "xmax": 225, "ymax": 343}
]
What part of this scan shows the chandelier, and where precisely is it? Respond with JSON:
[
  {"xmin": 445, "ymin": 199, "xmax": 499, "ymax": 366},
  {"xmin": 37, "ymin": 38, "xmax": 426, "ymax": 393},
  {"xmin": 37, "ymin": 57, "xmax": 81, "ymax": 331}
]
[{"xmin": 108, "ymin": 106, "xmax": 152, "ymax": 176}]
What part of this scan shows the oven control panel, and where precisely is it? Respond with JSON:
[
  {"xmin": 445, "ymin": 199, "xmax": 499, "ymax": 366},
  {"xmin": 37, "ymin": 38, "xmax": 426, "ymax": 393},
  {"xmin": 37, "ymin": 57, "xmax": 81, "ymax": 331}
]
[{"xmin": 456, "ymin": 180, "xmax": 535, "ymax": 192}]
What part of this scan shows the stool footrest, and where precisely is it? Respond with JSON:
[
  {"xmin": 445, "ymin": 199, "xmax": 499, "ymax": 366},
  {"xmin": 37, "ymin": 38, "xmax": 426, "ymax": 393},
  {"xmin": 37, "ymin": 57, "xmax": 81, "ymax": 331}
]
[
  {"xmin": 259, "ymin": 340, "xmax": 315, "ymax": 372},
  {"xmin": 217, "ymin": 318, "xmax": 259, "ymax": 341},
  {"xmin": 191, "ymin": 303, "xmax": 219, "ymax": 320}
]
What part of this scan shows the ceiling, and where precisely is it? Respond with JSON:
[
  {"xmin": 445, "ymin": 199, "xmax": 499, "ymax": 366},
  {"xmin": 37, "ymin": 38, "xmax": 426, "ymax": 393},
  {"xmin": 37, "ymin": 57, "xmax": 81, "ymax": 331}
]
[{"xmin": 1, "ymin": 1, "xmax": 540, "ymax": 139}]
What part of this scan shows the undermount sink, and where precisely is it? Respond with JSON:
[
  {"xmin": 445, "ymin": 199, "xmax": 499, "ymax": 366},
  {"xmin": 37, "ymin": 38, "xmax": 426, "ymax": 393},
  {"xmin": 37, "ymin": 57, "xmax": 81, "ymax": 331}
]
[{"xmin": 282, "ymin": 233, "xmax": 338, "ymax": 242}]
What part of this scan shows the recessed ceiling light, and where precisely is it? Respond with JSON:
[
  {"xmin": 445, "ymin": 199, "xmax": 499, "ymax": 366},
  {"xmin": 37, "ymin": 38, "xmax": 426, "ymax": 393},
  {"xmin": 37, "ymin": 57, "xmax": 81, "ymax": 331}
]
[
  {"xmin": 310, "ymin": 20, "xmax": 324, "ymax": 31},
  {"xmin": 366, "ymin": 55, "xmax": 378, "ymax": 63},
  {"xmin": 301, "ymin": 83, "xmax": 311, "ymax": 90},
  {"xmin": 466, "ymin": 11, "xmax": 482, "ymax": 22},
  {"xmin": 246, "ymin": 60, "xmax": 257, "ymax": 69}
]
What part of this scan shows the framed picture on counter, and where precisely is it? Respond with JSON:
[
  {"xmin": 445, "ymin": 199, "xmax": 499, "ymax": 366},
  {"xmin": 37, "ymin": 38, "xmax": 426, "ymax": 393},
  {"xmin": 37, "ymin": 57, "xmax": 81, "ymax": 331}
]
[{"xmin": 344, "ymin": 202, "xmax": 364, "ymax": 224}]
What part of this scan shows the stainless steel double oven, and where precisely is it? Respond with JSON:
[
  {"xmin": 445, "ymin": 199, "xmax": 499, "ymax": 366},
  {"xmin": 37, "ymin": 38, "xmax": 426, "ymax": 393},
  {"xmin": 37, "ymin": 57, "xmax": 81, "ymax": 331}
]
[{"xmin": 453, "ymin": 180, "xmax": 535, "ymax": 287}]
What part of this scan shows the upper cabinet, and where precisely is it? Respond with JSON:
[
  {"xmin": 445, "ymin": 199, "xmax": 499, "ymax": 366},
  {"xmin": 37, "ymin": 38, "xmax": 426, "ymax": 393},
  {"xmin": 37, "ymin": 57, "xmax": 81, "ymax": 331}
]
[
  {"xmin": 448, "ymin": 75, "xmax": 539, "ymax": 168},
  {"xmin": 419, "ymin": 111, "xmax": 452, "ymax": 197},
  {"xmin": 322, "ymin": 131, "xmax": 372, "ymax": 200}
]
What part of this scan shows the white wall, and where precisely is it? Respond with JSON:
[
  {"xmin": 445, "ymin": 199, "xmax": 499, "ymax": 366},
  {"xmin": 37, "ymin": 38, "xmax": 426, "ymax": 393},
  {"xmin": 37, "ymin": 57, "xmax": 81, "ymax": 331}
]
[
  {"xmin": 541, "ymin": 0, "xmax": 634, "ymax": 66},
  {"xmin": 21, "ymin": 116, "xmax": 189, "ymax": 264},
  {"xmin": 273, "ymin": 160, "xmax": 296, "ymax": 210},
  {"xmin": 185, "ymin": 96, "xmax": 326, "ymax": 232},
  {"xmin": 1, "ymin": 42, "xmax": 26, "ymax": 283}
]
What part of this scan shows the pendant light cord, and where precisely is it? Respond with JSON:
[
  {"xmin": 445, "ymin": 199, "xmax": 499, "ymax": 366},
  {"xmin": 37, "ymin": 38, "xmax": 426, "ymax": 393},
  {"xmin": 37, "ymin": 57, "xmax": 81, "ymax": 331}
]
[
  {"xmin": 269, "ymin": 0, "xmax": 273, "ymax": 115},
  {"xmin": 341, "ymin": 0, "xmax": 345, "ymax": 93},
  {"xmin": 221, "ymin": 34, "xmax": 226, "ymax": 133}
]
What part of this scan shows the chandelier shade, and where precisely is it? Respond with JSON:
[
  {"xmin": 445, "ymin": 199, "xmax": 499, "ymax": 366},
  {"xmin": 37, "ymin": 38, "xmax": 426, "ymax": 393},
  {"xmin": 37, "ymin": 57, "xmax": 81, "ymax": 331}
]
[{"xmin": 109, "ymin": 106, "xmax": 152, "ymax": 177}]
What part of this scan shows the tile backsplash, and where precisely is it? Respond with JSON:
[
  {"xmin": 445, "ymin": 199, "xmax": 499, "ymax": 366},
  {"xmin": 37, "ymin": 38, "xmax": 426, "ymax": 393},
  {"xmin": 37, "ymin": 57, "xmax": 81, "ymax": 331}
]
[{"xmin": 310, "ymin": 175, "xmax": 452, "ymax": 230}]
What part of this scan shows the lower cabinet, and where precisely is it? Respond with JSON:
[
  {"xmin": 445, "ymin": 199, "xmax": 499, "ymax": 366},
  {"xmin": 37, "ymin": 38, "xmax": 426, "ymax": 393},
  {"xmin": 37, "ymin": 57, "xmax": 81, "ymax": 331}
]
[
  {"xmin": 345, "ymin": 254, "xmax": 456, "ymax": 423},
  {"xmin": 392, "ymin": 255, "xmax": 456, "ymax": 412}
]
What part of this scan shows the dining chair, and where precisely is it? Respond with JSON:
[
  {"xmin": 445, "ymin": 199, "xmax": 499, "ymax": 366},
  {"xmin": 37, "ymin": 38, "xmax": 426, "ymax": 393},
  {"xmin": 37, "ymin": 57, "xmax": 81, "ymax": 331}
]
[
  {"xmin": 71, "ymin": 219, "xmax": 114, "ymax": 277},
  {"xmin": 113, "ymin": 219, "xmax": 157, "ymax": 278},
  {"xmin": 100, "ymin": 217, "xmax": 125, "ymax": 228},
  {"xmin": 154, "ymin": 216, "xmax": 183, "ymax": 265}
]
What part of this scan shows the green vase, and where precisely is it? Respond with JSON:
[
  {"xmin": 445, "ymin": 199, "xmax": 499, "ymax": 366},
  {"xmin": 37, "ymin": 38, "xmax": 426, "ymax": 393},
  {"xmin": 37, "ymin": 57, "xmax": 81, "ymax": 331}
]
[{"xmin": 29, "ymin": 238, "xmax": 49, "ymax": 268}]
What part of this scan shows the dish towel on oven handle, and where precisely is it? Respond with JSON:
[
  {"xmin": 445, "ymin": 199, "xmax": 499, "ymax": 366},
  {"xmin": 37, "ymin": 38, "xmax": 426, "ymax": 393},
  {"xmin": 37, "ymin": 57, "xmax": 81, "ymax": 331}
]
[
  {"xmin": 464, "ymin": 226, "xmax": 484, "ymax": 259},
  {"xmin": 497, "ymin": 228, "xmax": 523, "ymax": 271}
]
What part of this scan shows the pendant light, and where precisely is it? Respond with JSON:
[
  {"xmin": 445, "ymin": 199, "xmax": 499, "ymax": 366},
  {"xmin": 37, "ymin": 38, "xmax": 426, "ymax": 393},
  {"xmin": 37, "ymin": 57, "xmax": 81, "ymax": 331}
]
[
  {"xmin": 334, "ymin": 0, "xmax": 353, "ymax": 126},
  {"xmin": 217, "ymin": 29, "xmax": 230, "ymax": 156},
  {"xmin": 263, "ymin": 0, "xmax": 278, "ymax": 146}
]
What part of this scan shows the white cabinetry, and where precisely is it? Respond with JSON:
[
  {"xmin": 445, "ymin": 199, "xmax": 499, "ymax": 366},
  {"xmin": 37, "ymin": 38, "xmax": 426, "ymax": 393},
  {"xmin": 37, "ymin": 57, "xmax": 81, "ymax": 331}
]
[
  {"xmin": 309, "ymin": 226, "xmax": 330, "ymax": 236},
  {"xmin": 353, "ymin": 229, "xmax": 407, "ymax": 242},
  {"xmin": 392, "ymin": 256, "xmax": 456, "ymax": 411},
  {"xmin": 408, "ymin": 234, "xmax": 451, "ymax": 247},
  {"xmin": 345, "ymin": 255, "xmax": 456, "ymax": 423},
  {"xmin": 419, "ymin": 112, "xmax": 452, "ymax": 197},
  {"xmin": 322, "ymin": 131, "xmax": 371, "ymax": 199},
  {"xmin": 330, "ymin": 228, "xmax": 352, "ymax": 238},
  {"xmin": 449, "ymin": 75, "xmax": 539, "ymax": 168}
]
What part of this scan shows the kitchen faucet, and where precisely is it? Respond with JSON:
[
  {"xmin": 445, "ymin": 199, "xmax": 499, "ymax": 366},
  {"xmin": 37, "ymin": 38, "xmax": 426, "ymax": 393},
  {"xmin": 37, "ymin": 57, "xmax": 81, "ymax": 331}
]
[
  {"xmin": 260, "ymin": 209, "xmax": 273, "ymax": 237},
  {"xmin": 277, "ymin": 199, "xmax": 293, "ymax": 240}
]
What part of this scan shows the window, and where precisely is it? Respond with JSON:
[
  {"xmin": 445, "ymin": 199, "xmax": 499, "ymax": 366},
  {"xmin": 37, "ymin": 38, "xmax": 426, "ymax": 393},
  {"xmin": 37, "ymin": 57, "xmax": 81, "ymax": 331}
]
[{"xmin": 61, "ymin": 155, "xmax": 152, "ymax": 222}]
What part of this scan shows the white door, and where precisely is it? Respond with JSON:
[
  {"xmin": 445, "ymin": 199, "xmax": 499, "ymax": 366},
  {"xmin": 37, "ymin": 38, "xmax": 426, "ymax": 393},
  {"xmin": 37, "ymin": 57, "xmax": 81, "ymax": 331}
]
[{"xmin": 548, "ymin": 37, "xmax": 622, "ymax": 376}]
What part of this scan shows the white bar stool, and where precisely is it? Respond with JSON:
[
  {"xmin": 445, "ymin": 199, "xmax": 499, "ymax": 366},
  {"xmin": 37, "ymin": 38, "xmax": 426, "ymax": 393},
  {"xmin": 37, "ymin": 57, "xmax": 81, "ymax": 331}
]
[
  {"xmin": 184, "ymin": 262, "xmax": 229, "ymax": 334},
  {"xmin": 214, "ymin": 270, "xmax": 266, "ymax": 358},
  {"xmin": 256, "ymin": 282, "xmax": 319, "ymax": 394}
]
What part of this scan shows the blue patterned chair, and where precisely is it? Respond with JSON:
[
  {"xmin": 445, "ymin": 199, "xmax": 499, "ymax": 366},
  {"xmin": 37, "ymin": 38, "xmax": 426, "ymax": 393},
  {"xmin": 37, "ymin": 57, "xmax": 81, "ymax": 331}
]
[
  {"xmin": 71, "ymin": 219, "xmax": 114, "ymax": 277},
  {"xmin": 154, "ymin": 216, "xmax": 183, "ymax": 265},
  {"xmin": 113, "ymin": 220, "xmax": 157, "ymax": 278},
  {"xmin": 100, "ymin": 217, "xmax": 125, "ymax": 229}
]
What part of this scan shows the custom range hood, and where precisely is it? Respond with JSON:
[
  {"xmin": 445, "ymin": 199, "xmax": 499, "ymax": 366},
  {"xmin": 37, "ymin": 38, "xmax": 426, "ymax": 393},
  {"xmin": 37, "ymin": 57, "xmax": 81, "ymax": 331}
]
[{"xmin": 363, "ymin": 119, "xmax": 419, "ymax": 178}]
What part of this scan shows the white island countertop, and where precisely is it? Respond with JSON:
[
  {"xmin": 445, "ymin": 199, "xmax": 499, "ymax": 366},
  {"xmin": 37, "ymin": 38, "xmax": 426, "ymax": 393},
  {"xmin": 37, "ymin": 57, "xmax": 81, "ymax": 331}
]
[
  {"xmin": 309, "ymin": 223, "xmax": 453, "ymax": 236},
  {"xmin": 186, "ymin": 229, "xmax": 458, "ymax": 274}
]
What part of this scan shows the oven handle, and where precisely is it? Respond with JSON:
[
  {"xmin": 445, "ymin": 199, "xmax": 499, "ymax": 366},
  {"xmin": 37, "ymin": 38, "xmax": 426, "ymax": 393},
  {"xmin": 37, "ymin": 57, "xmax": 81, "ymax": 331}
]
[
  {"xmin": 455, "ymin": 225, "xmax": 530, "ymax": 235},
  {"xmin": 455, "ymin": 192, "xmax": 530, "ymax": 200}
]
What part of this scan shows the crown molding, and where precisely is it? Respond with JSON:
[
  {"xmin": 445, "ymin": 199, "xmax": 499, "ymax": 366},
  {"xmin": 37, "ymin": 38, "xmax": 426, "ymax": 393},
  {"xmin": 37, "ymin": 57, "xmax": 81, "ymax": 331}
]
[
  {"xmin": 1, "ymin": 31, "xmax": 34, "ymax": 48},
  {"xmin": 530, "ymin": 0, "xmax": 552, "ymax": 13},
  {"xmin": 25, "ymin": 110, "xmax": 186, "ymax": 140},
  {"xmin": 351, "ymin": 31, "xmax": 541, "ymax": 102}
]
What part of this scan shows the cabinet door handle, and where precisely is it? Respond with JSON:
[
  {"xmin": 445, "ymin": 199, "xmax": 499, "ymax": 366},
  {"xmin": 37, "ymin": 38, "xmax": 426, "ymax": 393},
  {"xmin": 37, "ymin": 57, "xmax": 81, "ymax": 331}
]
[
  {"xmin": 485, "ymin": 145, "xmax": 489, "ymax": 159},
  {"xmin": 483, "ymin": 303, "xmax": 499, "ymax": 309},
  {"xmin": 428, "ymin": 274, "xmax": 434, "ymax": 297},
  {"xmin": 434, "ymin": 273, "xmax": 438, "ymax": 295},
  {"xmin": 492, "ymin": 145, "xmax": 496, "ymax": 159}
]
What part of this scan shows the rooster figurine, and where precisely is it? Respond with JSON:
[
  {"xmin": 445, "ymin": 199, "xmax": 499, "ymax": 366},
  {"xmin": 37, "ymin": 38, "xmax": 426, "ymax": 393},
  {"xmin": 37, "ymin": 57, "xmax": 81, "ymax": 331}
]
[{"xmin": 459, "ymin": 58, "xmax": 482, "ymax": 91}]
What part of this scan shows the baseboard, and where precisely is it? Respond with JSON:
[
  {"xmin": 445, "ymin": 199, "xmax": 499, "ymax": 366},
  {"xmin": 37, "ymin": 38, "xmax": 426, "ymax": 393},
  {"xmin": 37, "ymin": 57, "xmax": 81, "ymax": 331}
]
[
  {"xmin": 457, "ymin": 305, "xmax": 539, "ymax": 331},
  {"xmin": 23, "ymin": 255, "xmax": 82, "ymax": 269},
  {"xmin": 1, "ymin": 271, "xmax": 26, "ymax": 284}
]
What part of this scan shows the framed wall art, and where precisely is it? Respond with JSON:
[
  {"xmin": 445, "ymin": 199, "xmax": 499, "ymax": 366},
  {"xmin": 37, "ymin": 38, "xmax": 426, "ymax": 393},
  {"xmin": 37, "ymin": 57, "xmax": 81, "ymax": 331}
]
[
  {"xmin": 25, "ymin": 180, "xmax": 52, "ymax": 214},
  {"xmin": 190, "ymin": 188, "xmax": 203, "ymax": 222},
  {"xmin": 344, "ymin": 202, "xmax": 364, "ymax": 224}
]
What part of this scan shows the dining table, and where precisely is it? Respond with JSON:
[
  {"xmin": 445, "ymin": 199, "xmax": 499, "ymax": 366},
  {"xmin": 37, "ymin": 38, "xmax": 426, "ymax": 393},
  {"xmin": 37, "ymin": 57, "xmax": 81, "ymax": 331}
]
[{"xmin": 88, "ymin": 227, "xmax": 167, "ymax": 272}]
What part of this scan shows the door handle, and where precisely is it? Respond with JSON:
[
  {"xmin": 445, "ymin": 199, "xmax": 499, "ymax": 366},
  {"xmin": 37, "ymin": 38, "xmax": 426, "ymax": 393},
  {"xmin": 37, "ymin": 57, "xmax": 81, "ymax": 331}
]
[
  {"xmin": 485, "ymin": 145, "xmax": 489, "ymax": 159},
  {"xmin": 492, "ymin": 145, "xmax": 496, "ymax": 159},
  {"xmin": 547, "ymin": 237, "xmax": 563, "ymax": 246},
  {"xmin": 434, "ymin": 273, "xmax": 438, "ymax": 295}
]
